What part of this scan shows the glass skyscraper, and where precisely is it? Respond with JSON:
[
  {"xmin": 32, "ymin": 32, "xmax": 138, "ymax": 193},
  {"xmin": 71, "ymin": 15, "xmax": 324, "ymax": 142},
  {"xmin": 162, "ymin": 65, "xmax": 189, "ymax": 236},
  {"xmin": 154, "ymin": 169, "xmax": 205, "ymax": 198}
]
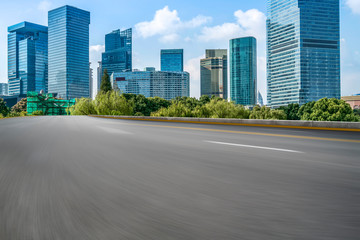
[
  {"xmin": 160, "ymin": 49, "xmax": 184, "ymax": 72},
  {"xmin": 200, "ymin": 49, "xmax": 228, "ymax": 99},
  {"xmin": 0, "ymin": 83, "xmax": 9, "ymax": 96},
  {"xmin": 101, "ymin": 29, "xmax": 132, "ymax": 78},
  {"xmin": 48, "ymin": 5, "xmax": 90, "ymax": 99},
  {"xmin": 230, "ymin": 37, "xmax": 257, "ymax": 106},
  {"xmin": 112, "ymin": 70, "xmax": 190, "ymax": 100},
  {"xmin": 267, "ymin": 0, "xmax": 340, "ymax": 108},
  {"xmin": 8, "ymin": 22, "xmax": 48, "ymax": 96}
]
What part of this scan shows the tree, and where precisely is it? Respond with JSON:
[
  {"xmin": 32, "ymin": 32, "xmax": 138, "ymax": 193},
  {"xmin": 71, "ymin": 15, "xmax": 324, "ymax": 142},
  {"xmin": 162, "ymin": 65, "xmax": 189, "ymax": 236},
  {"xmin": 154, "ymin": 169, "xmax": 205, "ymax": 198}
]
[
  {"xmin": 278, "ymin": 103, "xmax": 300, "ymax": 120},
  {"xmin": 299, "ymin": 98, "xmax": 359, "ymax": 122},
  {"xmin": 0, "ymin": 98, "xmax": 10, "ymax": 117},
  {"xmin": 151, "ymin": 102, "xmax": 194, "ymax": 117},
  {"xmin": 70, "ymin": 98, "xmax": 97, "ymax": 115},
  {"xmin": 194, "ymin": 99, "xmax": 250, "ymax": 119},
  {"xmin": 249, "ymin": 106, "xmax": 287, "ymax": 120},
  {"xmin": 11, "ymin": 98, "xmax": 27, "ymax": 113},
  {"xmin": 100, "ymin": 69, "xmax": 112, "ymax": 93},
  {"xmin": 94, "ymin": 90, "xmax": 133, "ymax": 115}
]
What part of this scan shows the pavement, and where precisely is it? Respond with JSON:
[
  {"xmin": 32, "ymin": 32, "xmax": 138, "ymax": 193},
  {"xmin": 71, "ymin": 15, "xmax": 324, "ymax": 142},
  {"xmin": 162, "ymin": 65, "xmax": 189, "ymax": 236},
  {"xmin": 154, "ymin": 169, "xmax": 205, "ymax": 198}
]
[{"xmin": 0, "ymin": 116, "xmax": 359, "ymax": 240}]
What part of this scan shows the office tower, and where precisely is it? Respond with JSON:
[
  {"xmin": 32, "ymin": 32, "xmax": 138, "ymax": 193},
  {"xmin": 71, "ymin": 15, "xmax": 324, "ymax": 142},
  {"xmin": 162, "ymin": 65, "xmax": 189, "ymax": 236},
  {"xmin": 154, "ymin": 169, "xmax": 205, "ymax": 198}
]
[
  {"xmin": 160, "ymin": 49, "xmax": 183, "ymax": 72},
  {"xmin": 230, "ymin": 37, "xmax": 257, "ymax": 105},
  {"xmin": 200, "ymin": 49, "xmax": 227, "ymax": 99},
  {"xmin": 97, "ymin": 61, "xmax": 102, "ymax": 92},
  {"xmin": 8, "ymin": 22, "xmax": 48, "ymax": 96},
  {"xmin": 267, "ymin": 0, "xmax": 340, "ymax": 108},
  {"xmin": 257, "ymin": 91, "xmax": 264, "ymax": 106},
  {"xmin": 0, "ymin": 83, "xmax": 9, "ymax": 96},
  {"xmin": 48, "ymin": 5, "xmax": 90, "ymax": 99},
  {"xmin": 101, "ymin": 29, "xmax": 132, "ymax": 78},
  {"xmin": 89, "ymin": 63, "xmax": 93, "ymax": 99},
  {"xmin": 112, "ymin": 70, "xmax": 190, "ymax": 100}
]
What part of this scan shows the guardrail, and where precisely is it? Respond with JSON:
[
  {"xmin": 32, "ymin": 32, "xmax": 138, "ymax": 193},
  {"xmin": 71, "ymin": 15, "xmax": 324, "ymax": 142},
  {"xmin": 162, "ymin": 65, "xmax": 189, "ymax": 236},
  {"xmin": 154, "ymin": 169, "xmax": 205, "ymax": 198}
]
[{"xmin": 89, "ymin": 115, "xmax": 360, "ymax": 131}]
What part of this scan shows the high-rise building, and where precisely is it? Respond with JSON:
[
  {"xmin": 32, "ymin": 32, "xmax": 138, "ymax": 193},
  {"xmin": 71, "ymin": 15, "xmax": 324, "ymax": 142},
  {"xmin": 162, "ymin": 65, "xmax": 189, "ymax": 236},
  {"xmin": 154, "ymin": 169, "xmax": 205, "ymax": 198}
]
[
  {"xmin": 101, "ymin": 29, "xmax": 132, "ymax": 78},
  {"xmin": 48, "ymin": 5, "xmax": 90, "ymax": 99},
  {"xmin": 257, "ymin": 91, "xmax": 264, "ymax": 106},
  {"xmin": 267, "ymin": 0, "xmax": 340, "ymax": 108},
  {"xmin": 111, "ymin": 70, "xmax": 190, "ymax": 100},
  {"xmin": 89, "ymin": 63, "xmax": 93, "ymax": 99},
  {"xmin": 0, "ymin": 83, "xmax": 9, "ymax": 96},
  {"xmin": 8, "ymin": 22, "xmax": 48, "ymax": 96},
  {"xmin": 97, "ymin": 61, "xmax": 102, "ymax": 92},
  {"xmin": 160, "ymin": 49, "xmax": 183, "ymax": 72},
  {"xmin": 200, "ymin": 49, "xmax": 227, "ymax": 99},
  {"xmin": 230, "ymin": 37, "xmax": 257, "ymax": 106}
]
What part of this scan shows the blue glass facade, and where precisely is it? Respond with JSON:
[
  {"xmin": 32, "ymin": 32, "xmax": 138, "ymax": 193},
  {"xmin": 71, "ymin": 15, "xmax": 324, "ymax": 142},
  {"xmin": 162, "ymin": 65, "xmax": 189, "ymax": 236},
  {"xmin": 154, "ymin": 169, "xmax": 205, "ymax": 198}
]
[
  {"xmin": 7, "ymin": 22, "xmax": 48, "ymax": 96},
  {"xmin": 101, "ymin": 29, "xmax": 132, "ymax": 80},
  {"xmin": 160, "ymin": 49, "xmax": 184, "ymax": 72},
  {"xmin": 200, "ymin": 49, "xmax": 228, "ymax": 99},
  {"xmin": 112, "ymin": 70, "xmax": 190, "ymax": 100},
  {"xmin": 267, "ymin": 0, "xmax": 340, "ymax": 108},
  {"xmin": 0, "ymin": 83, "xmax": 8, "ymax": 96},
  {"xmin": 230, "ymin": 37, "xmax": 257, "ymax": 106},
  {"xmin": 48, "ymin": 5, "xmax": 90, "ymax": 99}
]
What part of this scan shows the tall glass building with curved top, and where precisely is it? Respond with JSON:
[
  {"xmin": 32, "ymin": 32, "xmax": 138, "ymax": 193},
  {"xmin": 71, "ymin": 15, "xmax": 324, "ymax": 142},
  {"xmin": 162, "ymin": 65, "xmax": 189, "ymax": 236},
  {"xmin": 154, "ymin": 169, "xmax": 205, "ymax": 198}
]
[
  {"xmin": 48, "ymin": 5, "xmax": 90, "ymax": 99},
  {"xmin": 267, "ymin": 0, "xmax": 340, "ymax": 108},
  {"xmin": 230, "ymin": 37, "xmax": 257, "ymax": 106},
  {"xmin": 7, "ymin": 22, "xmax": 48, "ymax": 95}
]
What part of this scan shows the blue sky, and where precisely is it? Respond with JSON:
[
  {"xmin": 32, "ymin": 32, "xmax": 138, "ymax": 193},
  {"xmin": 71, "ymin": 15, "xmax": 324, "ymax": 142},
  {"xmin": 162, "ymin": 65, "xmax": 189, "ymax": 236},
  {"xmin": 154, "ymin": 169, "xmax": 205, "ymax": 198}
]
[{"xmin": 0, "ymin": 0, "xmax": 359, "ymax": 99}]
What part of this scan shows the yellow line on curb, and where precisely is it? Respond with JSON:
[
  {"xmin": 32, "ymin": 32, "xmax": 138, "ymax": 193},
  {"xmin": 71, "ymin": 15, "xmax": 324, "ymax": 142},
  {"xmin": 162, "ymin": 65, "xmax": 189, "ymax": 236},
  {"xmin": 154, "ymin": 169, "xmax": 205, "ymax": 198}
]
[
  {"xmin": 92, "ymin": 116, "xmax": 360, "ymax": 143},
  {"xmin": 91, "ymin": 116, "xmax": 360, "ymax": 132}
]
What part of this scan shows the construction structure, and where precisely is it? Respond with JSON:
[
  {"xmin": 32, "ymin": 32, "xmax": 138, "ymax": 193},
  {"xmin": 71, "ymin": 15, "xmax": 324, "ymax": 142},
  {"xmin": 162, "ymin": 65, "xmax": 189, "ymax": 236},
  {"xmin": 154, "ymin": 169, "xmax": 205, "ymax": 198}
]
[{"xmin": 27, "ymin": 92, "xmax": 75, "ymax": 115}]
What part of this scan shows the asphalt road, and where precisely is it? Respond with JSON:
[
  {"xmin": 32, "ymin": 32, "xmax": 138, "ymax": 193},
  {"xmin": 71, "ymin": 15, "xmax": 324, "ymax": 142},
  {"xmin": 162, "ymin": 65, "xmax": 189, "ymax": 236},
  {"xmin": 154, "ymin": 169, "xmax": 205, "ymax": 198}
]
[{"xmin": 0, "ymin": 116, "xmax": 360, "ymax": 240}]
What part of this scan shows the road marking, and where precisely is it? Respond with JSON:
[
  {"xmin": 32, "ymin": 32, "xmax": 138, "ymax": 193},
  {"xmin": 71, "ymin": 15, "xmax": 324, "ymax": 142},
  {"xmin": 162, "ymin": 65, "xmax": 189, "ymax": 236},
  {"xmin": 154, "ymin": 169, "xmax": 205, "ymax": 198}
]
[{"xmin": 205, "ymin": 141, "xmax": 303, "ymax": 153}]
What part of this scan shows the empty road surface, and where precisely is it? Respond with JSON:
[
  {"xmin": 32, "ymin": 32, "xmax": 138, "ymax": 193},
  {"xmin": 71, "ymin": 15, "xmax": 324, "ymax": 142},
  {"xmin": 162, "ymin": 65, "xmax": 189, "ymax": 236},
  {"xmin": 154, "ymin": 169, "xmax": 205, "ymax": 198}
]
[{"xmin": 0, "ymin": 116, "xmax": 360, "ymax": 240}]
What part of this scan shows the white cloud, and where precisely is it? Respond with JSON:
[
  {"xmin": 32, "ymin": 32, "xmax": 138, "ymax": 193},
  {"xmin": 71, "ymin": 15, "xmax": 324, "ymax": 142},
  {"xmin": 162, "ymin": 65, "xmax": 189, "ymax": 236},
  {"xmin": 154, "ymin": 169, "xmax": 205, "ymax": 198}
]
[
  {"xmin": 159, "ymin": 33, "xmax": 179, "ymax": 43},
  {"xmin": 184, "ymin": 55, "xmax": 205, "ymax": 99},
  {"xmin": 135, "ymin": 6, "xmax": 211, "ymax": 43},
  {"xmin": 198, "ymin": 9, "xmax": 266, "ymax": 42},
  {"xmin": 38, "ymin": 0, "xmax": 52, "ymax": 12},
  {"xmin": 346, "ymin": 0, "xmax": 360, "ymax": 15}
]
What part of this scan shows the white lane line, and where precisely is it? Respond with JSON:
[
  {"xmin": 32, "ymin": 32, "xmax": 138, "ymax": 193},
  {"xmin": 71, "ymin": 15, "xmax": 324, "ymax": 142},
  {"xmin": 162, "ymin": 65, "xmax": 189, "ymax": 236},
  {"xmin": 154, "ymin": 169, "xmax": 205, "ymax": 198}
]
[
  {"xmin": 204, "ymin": 141, "xmax": 303, "ymax": 153},
  {"xmin": 98, "ymin": 126, "xmax": 133, "ymax": 135}
]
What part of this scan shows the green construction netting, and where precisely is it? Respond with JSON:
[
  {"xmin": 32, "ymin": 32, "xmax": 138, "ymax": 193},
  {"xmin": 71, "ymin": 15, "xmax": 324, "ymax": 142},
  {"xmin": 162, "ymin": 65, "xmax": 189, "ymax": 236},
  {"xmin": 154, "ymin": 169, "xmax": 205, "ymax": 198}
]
[{"xmin": 27, "ymin": 92, "xmax": 76, "ymax": 116}]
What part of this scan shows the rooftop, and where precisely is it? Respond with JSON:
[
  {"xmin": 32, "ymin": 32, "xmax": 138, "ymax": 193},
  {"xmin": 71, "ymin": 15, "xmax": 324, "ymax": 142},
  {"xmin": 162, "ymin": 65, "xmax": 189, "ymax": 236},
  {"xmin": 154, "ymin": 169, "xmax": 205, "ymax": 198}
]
[{"xmin": 8, "ymin": 21, "xmax": 48, "ymax": 34}]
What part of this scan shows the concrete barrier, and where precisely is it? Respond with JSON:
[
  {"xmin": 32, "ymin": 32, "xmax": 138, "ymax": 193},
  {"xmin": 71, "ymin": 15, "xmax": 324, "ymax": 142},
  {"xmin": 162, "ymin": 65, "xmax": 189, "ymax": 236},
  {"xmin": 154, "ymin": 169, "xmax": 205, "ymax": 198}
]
[{"xmin": 89, "ymin": 115, "xmax": 360, "ymax": 131}]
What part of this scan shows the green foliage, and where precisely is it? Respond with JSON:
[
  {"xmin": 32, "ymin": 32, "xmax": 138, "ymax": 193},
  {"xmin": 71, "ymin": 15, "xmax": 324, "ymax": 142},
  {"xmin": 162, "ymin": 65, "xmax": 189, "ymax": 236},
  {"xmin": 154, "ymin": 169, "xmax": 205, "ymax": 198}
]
[
  {"xmin": 299, "ymin": 98, "xmax": 359, "ymax": 122},
  {"xmin": 199, "ymin": 95, "xmax": 211, "ymax": 105},
  {"xmin": 94, "ymin": 91, "xmax": 133, "ymax": 116},
  {"xmin": 152, "ymin": 98, "xmax": 250, "ymax": 119},
  {"xmin": 278, "ymin": 103, "xmax": 300, "ymax": 120},
  {"xmin": 11, "ymin": 98, "xmax": 27, "ymax": 113},
  {"xmin": 32, "ymin": 110, "xmax": 44, "ymax": 116},
  {"xmin": 194, "ymin": 99, "xmax": 250, "ymax": 119},
  {"xmin": 250, "ymin": 106, "xmax": 287, "ymax": 120},
  {"xmin": 151, "ymin": 102, "xmax": 194, "ymax": 117},
  {"xmin": 122, "ymin": 93, "xmax": 170, "ymax": 116},
  {"xmin": 100, "ymin": 69, "xmax": 112, "ymax": 93},
  {"xmin": 70, "ymin": 98, "xmax": 97, "ymax": 115},
  {"xmin": 0, "ymin": 98, "xmax": 10, "ymax": 117},
  {"xmin": 8, "ymin": 111, "xmax": 27, "ymax": 117},
  {"xmin": 354, "ymin": 109, "xmax": 360, "ymax": 117}
]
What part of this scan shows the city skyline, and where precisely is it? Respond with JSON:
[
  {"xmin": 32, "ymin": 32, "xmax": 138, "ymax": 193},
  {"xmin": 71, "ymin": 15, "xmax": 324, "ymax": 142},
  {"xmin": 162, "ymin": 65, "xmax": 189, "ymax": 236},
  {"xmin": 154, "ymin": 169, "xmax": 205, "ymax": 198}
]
[{"xmin": 0, "ymin": 0, "xmax": 359, "ymax": 102}]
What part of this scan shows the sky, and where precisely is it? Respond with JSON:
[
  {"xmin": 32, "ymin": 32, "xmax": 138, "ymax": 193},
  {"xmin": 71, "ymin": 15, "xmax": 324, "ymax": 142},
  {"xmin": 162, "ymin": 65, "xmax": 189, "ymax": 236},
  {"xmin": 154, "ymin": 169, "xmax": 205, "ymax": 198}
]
[{"xmin": 0, "ymin": 0, "xmax": 359, "ymax": 100}]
